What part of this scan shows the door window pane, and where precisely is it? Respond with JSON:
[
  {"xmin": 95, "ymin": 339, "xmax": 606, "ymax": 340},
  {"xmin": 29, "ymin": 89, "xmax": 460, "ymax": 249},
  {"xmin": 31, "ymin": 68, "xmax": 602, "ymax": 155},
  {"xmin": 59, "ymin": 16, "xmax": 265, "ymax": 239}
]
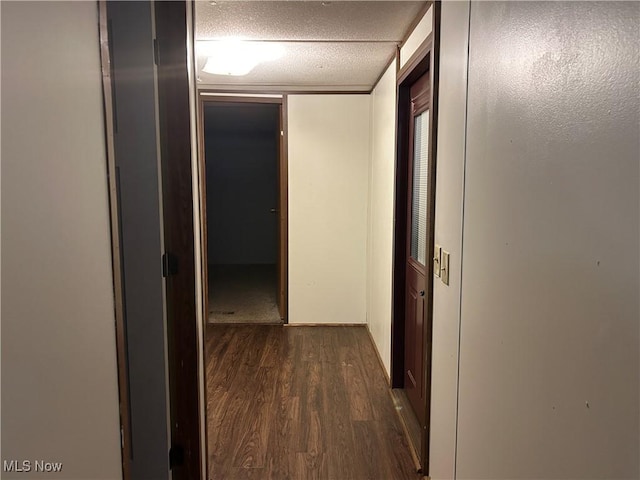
[{"xmin": 410, "ymin": 112, "xmax": 429, "ymax": 265}]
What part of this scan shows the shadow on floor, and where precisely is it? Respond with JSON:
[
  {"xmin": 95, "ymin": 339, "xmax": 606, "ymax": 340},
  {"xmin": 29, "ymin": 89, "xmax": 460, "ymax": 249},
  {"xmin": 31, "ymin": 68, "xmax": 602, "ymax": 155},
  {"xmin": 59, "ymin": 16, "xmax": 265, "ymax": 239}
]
[{"xmin": 208, "ymin": 264, "xmax": 282, "ymax": 324}]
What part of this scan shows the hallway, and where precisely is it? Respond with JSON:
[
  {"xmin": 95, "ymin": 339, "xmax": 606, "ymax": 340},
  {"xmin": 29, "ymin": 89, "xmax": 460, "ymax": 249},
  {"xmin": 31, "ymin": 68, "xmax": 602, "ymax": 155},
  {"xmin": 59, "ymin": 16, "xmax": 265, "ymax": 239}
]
[{"xmin": 206, "ymin": 325, "xmax": 420, "ymax": 479}]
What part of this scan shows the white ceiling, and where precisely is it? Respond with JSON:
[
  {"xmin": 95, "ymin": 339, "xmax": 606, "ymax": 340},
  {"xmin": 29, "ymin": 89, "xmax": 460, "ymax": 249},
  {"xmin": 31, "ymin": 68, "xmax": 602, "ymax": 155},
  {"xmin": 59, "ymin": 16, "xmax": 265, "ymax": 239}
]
[{"xmin": 195, "ymin": 0, "xmax": 427, "ymax": 91}]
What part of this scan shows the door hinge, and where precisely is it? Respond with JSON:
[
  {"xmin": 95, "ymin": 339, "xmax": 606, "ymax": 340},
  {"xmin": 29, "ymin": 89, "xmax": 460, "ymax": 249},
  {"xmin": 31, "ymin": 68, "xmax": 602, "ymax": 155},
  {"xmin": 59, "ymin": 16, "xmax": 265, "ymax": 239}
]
[
  {"xmin": 162, "ymin": 252, "xmax": 178, "ymax": 277},
  {"xmin": 153, "ymin": 38, "xmax": 159, "ymax": 66},
  {"xmin": 169, "ymin": 445, "xmax": 184, "ymax": 469}
]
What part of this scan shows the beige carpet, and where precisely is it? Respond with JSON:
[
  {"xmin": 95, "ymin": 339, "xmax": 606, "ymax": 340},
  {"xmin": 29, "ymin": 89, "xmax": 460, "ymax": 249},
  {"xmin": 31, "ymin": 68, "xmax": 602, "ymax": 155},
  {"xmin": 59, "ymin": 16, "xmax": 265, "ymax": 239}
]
[{"xmin": 207, "ymin": 264, "xmax": 282, "ymax": 324}]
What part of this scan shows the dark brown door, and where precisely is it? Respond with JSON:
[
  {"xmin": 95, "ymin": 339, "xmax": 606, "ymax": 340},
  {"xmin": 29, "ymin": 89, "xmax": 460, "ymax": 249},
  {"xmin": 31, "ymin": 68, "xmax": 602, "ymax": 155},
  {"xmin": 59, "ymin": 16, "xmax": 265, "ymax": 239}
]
[{"xmin": 404, "ymin": 71, "xmax": 431, "ymax": 425}]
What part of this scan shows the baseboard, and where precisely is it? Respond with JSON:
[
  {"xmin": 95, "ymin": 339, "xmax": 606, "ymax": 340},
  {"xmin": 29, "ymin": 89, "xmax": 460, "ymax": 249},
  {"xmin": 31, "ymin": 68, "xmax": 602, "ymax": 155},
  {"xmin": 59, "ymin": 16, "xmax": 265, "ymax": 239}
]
[
  {"xmin": 283, "ymin": 323, "xmax": 367, "ymax": 327},
  {"xmin": 364, "ymin": 325, "xmax": 423, "ymax": 475},
  {"xmin": 391, "ymin": 388, "xmax": 422, "ymax": 473},
  {"xmin": 207, "ymin": 321, "xmax": 283, "ymax": 326},
  {"xmin": 365, "ymin": 324, "xmax": 391, "ymax": 386}
]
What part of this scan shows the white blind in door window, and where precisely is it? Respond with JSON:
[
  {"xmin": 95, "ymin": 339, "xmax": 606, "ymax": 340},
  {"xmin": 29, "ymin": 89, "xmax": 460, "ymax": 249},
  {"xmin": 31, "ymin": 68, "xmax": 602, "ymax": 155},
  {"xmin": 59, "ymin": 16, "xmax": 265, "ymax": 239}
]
[{"xmin": 410, "ymin": 112, "xmax": 429, "ymax": 265}]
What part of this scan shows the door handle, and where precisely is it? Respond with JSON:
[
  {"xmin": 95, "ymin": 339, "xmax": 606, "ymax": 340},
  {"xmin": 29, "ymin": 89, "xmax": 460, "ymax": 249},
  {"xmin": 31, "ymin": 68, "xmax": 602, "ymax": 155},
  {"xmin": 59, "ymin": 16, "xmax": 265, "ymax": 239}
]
[
  {"xmin": 419, "ymin": 290, "xmax": 425, "ymax": 297},
  {"xmin": 270, "ymin": 208, "xmax": 277, "ymax": 214}
]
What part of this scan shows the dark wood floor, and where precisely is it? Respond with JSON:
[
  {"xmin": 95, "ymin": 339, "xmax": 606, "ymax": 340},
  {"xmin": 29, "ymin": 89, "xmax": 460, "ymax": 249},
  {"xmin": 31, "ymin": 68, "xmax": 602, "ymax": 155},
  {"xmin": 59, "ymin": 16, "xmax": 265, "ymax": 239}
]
[{"xmin": 206, "ymin": 324, "xmax": 421, "ymax": 480}]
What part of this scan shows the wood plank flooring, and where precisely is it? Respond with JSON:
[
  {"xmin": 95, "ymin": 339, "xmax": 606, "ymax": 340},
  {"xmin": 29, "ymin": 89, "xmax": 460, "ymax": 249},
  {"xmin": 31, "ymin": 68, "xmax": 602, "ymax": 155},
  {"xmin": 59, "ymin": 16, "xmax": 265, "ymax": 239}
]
[{"xmin": 206, "ymin": 325, "xmax": 421, "ymax": 480}]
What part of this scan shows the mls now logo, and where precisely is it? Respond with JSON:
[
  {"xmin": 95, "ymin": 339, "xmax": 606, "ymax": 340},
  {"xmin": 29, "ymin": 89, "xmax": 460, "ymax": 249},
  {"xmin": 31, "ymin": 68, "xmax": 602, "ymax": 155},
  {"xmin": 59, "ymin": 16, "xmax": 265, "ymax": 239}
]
[{"xmin": 3, "ymin": 459, "xmax": 63, "ymax": 473}]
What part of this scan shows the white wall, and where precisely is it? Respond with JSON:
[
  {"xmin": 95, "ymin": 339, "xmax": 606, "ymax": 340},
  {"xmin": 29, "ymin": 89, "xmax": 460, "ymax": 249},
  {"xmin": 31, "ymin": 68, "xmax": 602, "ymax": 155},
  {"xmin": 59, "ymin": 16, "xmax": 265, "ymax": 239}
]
[
  {"xmin": 400, "ymin": 5, "xmax": 433, "ymax": 68},
  {"xmin": 366, "ymin": 63, "xmax": 397, "ymax": 375},
  {"xmin": 288, "ymin": 95, "xmax": 370, "ymax": 324},
  {"xmin": 428, "ymin": 2, "xmax": 470, "ymax": 479},
  {"xmin": 456, "ymin": 1, "xmax": 639, "ymax": 478},
  {"xmin": 1, "ymin": 2, "xmax": 123, "ymax": 479}
]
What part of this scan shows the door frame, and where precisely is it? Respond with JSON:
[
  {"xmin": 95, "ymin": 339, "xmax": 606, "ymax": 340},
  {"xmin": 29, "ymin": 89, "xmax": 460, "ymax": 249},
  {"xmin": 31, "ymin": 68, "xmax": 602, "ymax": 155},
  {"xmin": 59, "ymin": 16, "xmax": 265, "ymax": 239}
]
[
  {"xmin": 99, "ymin": 1, "xmax": 204, "ymax": 478},
  {"xmin": 196, "ymin": 92, "xmax": 289, "ymax": 324},
  {"xmin": 154, "ymin": 1, "xmax": 203, "ymax": 478},
  {"xmin": 98, "ymin": 2, "xmax": 132, "ymax": 477},
  {"xmin": 390, "ymin": 1, "xmax": 441, "ymax": 474}
]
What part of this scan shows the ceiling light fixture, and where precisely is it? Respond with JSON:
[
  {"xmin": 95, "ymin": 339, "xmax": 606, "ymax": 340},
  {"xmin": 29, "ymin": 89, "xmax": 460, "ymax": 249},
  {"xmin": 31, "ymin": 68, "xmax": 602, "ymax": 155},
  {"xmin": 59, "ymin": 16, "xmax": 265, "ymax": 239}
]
[{"xmin": 200, "ymin": 40, "xmax": 284, "ymax": 76}]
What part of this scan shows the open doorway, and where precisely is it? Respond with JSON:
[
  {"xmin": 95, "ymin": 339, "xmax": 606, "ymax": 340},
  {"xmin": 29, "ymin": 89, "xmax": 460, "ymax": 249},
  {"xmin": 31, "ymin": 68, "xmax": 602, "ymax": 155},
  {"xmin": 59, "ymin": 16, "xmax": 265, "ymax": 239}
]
[{"xmin": 198, "ymin": 95, "xmax": 288, "ymax": 325}]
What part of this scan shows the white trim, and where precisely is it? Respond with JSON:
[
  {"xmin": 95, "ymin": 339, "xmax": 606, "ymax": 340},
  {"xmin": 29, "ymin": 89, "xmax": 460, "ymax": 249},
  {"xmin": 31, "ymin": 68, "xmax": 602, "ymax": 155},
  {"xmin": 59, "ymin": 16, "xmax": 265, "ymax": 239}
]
[{"xmin": 185, "ymin": 1, "xmax": 208, "ymax": 478}]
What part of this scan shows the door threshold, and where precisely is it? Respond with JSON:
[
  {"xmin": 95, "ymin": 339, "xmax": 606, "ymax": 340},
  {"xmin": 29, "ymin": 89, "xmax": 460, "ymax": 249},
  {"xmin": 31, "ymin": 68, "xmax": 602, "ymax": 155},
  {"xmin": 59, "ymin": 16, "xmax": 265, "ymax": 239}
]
[{"xmin": 391, "ymin": 388, "xmax": 422, "ymax": 471}]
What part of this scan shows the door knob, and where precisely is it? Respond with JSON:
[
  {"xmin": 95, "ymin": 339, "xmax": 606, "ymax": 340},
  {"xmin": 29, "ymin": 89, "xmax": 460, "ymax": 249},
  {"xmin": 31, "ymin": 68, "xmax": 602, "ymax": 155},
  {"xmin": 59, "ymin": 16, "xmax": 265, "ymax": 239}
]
[{"xmin": 419, "ymin": 290, "xmax": 425, "ymax": 297}]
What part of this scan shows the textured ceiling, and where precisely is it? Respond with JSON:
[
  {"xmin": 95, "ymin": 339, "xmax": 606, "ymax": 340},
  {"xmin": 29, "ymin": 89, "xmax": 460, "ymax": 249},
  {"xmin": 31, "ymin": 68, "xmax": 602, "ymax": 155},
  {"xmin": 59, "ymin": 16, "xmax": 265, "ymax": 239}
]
[
  {"xmin": 196, "ymin": 1, "xmax": 426, "ymax": 41},
  {"xmin": 195, "ymin": 0, "xmax": 427, "ymax": 91},
  {"xmin": 196, "ymin": 42, "xmax": 395, "ymax": 90}
]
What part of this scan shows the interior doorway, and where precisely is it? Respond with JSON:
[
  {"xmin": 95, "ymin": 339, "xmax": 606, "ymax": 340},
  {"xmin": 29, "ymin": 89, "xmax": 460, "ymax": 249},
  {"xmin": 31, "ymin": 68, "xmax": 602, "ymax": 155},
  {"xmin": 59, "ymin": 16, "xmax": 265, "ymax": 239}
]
[
  {"xmin": 403, "ymin": 68, "xmax": 431, "ymax": 427},
  {"xmin": 198, "ymin": 95, "xmax": 288, "ymax": 325},
  {"xmin": 391, "ymin": 15, "xmax": 440, "ymax": 474}
]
